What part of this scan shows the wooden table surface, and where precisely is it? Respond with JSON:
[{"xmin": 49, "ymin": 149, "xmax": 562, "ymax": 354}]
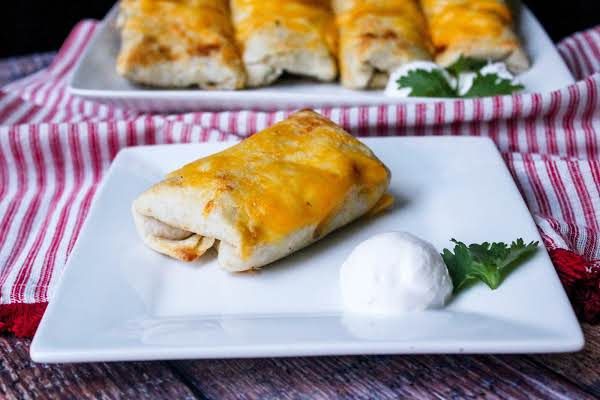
[{"xmin": 0, "ymin": 324, "xmax": 597, "ymax": 399}]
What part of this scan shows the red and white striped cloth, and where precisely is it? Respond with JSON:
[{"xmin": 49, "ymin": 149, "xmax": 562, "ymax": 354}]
[{"xmin": 1, "ymin": 22, "xmax": 599, "ymax": 337}]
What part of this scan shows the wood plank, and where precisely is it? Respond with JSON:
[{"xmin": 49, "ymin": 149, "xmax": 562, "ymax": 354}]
[
  {"xmin": 531, "ymin": 323, "xmax": 600, "ymax": 397},
  {"xmin": 0, "ymin": 326, "xmax": 595, "ymax": 399},
  {"xmin": 0, "ymin": 336, "xmax": 198, "ymax": 400},
  {"xmin": 172, "ymin": 352, "xmax": 594, "ymax": 400}
]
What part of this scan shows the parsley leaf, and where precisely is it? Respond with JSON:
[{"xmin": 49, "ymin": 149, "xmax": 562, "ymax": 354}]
[
  {"xmin": 446, "ymin": 55, "xmax": 487, "ymax": 77},
  {"xmin": 396, "ymin": 69, "xmax": 457, "ymax": 98},
  {"xmin": 462, "ymin": 72, "xmax": 524, "ymax": 98},
  {"xmin": 441, "ymin": 239, "xmax": 538, "ymax": 294}
]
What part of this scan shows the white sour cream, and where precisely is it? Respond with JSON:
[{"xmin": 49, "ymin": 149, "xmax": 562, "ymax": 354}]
[{"xmin": 339, "ymin": 232, "xmax": 453, "ymax": 315}]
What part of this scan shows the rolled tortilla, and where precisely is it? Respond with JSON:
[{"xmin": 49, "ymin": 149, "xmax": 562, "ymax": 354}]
[
  {"xmin": 230, "ymin": 0, "xmax": 338, "ymax": 87},
  {"xmin": 116, "ymin": 0, "xmax": 245, "ymax": 89},
  {"xmin": 419, "ymin": 0, "xmax": 530, "ymax": 73},
  {"xmin": 333, "ymin": 0, "xmax": 434, "ymax": 89},
  {"xmin": 132, "ymin": 110, "xmax": 391, "ymax": 271}
]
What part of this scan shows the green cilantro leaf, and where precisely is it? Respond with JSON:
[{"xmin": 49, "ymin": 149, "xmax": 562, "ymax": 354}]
[
  {"xmin": 462, "ymin": 72, "xmax": 524, "ymax": 98},
  {"xmin": 396, "ymin": 69, "xmax": 457, "ymax": 98},
  {"xmin": 441, "ymin": 238, "xmax": 538, "ymax": 294},
  {"xmin": 446, "ymin": 55, "xmax": 488, "ymax": 76}
]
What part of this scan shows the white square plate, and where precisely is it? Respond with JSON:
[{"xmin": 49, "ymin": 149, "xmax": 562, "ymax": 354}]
[
  {"xmin": 31, "ymin": 137, "xmax": 583, "ymax": 363},
  {"xmin": 68, "ymin": 4, "xmax": 574, "ymax": 112}
]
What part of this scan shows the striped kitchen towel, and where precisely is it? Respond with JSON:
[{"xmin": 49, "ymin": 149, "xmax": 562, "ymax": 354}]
[{"xmin": 0, "ymin": 23, "xmax": 599, "ymax": 337}]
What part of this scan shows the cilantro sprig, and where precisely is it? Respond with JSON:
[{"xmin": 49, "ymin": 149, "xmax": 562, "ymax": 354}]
[
  {"xmin": 462, "ymin": 73, "xmax": 524, "ymax": 98},
  {"xmin": 396, "ymin": 56, "xmax": 523, "ymax": 98},
  {"xmin": 441, "ymin": 238, "xmax": 539, "ymax": 294},
  {"xmin": 446, "ymin": 55, "xmax": 487, "ymax": 77},
  {"xmin": 396, "ymin": 69, "xmax": 456, "ymax": 98}
]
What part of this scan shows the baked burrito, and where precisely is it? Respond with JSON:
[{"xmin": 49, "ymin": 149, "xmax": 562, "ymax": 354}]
[
  {"xmin": 333, "ymin": 0, "xmax": 434, "ymax": 89},
  {"xmin": 132, "ymin": 110, "xmax": 392, "ymax": 271},
  {"xmin": 419, "ymin": 0, "xmax": 530, "ymax": 72},
  {"xmin": 116, "ymin": 0, "xmax": 245, "ymax": 89},
  {"xmin": 230, "ymin": 0, "xmax": 338, "ymax": 87}
]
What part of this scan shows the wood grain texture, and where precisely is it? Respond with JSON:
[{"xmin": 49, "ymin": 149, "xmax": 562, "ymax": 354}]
[
  {"xmin": 0, "ymin": 326, "xmax": 597, "ymax": 399},
  {"xmin": 171, "ymin": 352, "xmax": 596, "ymax": 400},
  {"xmin": 0, "ymin": 336, "xmax": 196, "ymax": 400},
  {"xmin": 531, "ymin": 324, "xmax": 600, "ymax": 397}
]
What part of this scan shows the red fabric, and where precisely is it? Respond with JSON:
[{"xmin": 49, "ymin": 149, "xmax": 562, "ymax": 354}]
[
  {"xmin": 0, "ymin": 303, "xmax": 47, "ymax": 338},
  {"xmin": 549, "ymin": 249, "xmax": 600, "ymax": 323}
]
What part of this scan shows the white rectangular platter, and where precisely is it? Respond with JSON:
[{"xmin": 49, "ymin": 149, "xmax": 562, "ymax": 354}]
[
  {"xmin": 31, "ymin": 137, "xmax": 583, "ymax": 363},
  {"xmin": 68, "ymin": 4, "xmax": 574, "ymax": 112}
]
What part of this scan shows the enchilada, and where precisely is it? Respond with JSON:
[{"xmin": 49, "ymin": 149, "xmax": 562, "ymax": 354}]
[
  {"xmin": 116, "ymin": 0, "xmax": 245, "ymax": 89},
  {"xmin": 333, "ymin": 0, "xmax": 434, "ymax": 89},
  {"xmin": 230, "ymin": 0, "xmax": 338, "ymax": 87},
  {"xmin": 420, "ymin": 0, "xmax": 530, "ymax": 72},
  {"xmin": 132, "ymin": 110, "xmax": 392, "ymax": 271}
]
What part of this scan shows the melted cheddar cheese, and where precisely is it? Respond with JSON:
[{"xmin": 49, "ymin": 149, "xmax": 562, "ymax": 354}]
[
  {"xmin": 334, "ymin": 0, "xmax": 433, "ymax": 58},
  {"xmin": 420, "ymin": 0, "xmax": 513, "ymax": 50},
  {"xmin": 166, "ymin": 111, "xmax": 390, "ymax": 256},
  {"xmin": 335, "ymin": 0, "xmax": 427, "ymax": 24},
  {"xmin": 119, "ymin": 0, "xmax": 239, "ymax": 66},
  {"xmin": 230, "ymin": 0, "xmax": 337, "ymax": 54}
]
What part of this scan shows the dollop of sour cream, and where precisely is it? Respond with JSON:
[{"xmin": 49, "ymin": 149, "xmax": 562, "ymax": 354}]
[
  {"xmin": 340, "ymin": 232, "xmax": 453, "ymax": 315},
  {"xmin": 384, "ymin": 61, "xmax": 455, "ymax": 98}
]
